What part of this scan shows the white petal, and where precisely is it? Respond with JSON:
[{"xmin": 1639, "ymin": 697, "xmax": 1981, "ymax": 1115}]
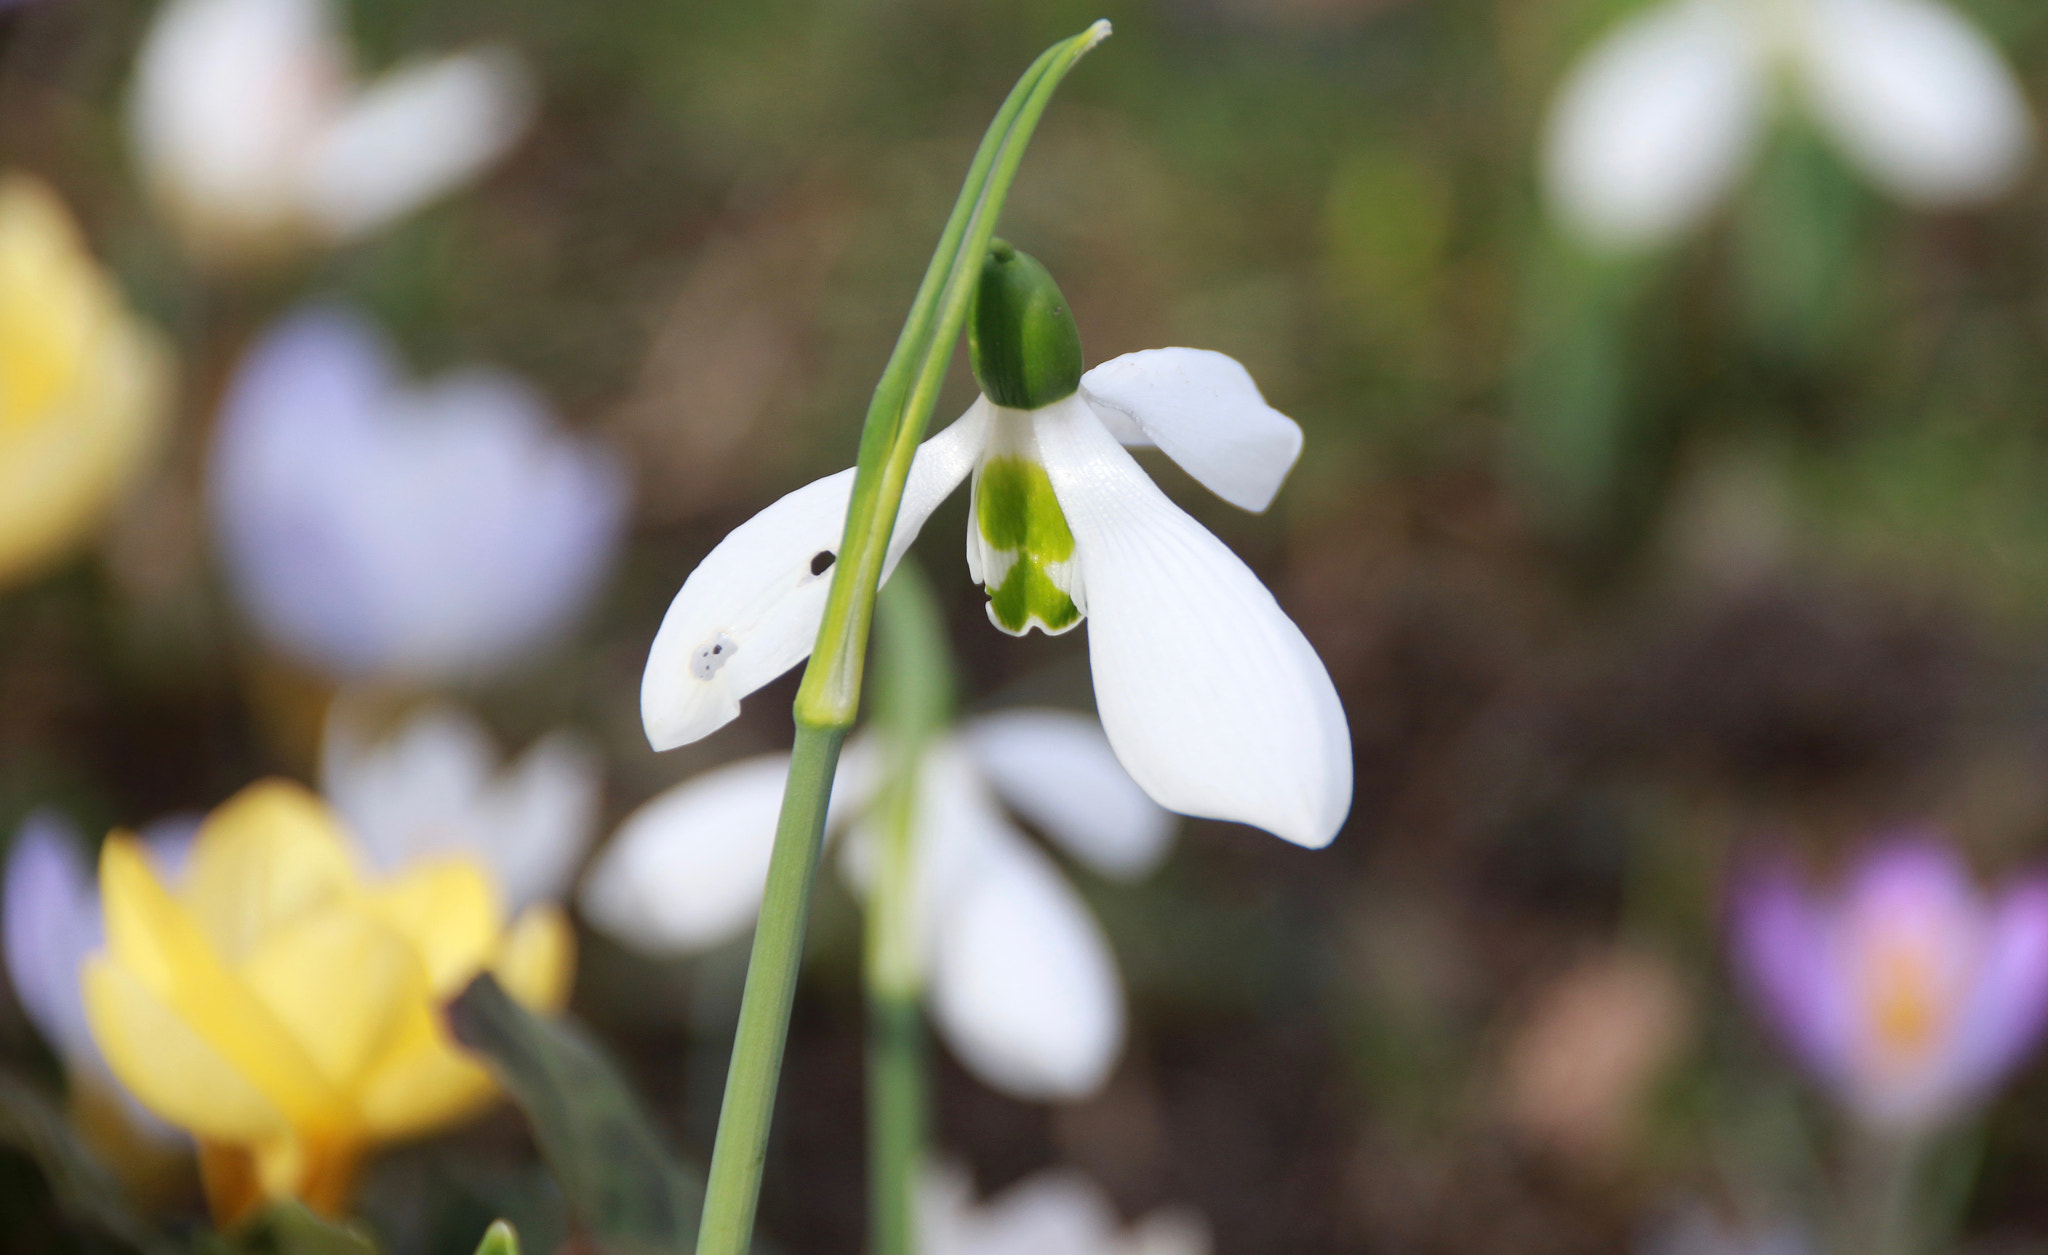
[
  {"xmin": 959, "ymin": 1171, "xmax": 1121, "ymax": 1255},
  {"xmin": 578, "ymin": 749, "xmax": 870, "ymax": 955},
  {"xmin": 839, "ymin": 738, "xmax": 1010, "ymax": 966},
  {"xmin": 1034, "ymin": 396, "xmax": 1352, "ymax": 849},
  {"xmin": 1540, "ymin": 0, "xmax": 1766, "ymax": 249},
  {"xmin": 641, "ymin": 405, "xmax": 989, "ymax": 751},
  {"xmin": 1121, "ymin": 1208, "xmax": 1214, "ymax": 1255},
  {"xmin": 927, "ymin": 834, "xmax": 1124, "ymax": 1101},
  {"xmin": 129, "ymin": 0, "xmax": 346, "ymax": 246},
  {"xmin": 964, "ymin": 709, "xmax": 1175, "ymax": 881},
  {"xmin": 578, "ymin": 754, "xmax": 790, "ymax": 956},
  {"xmin": 1794, "ymin": 0, "xmax": 2031, "ymax": 204},
  {"xmin": 303, "ymin": 47, "xmax": 535, "ymax": 239},
  {"xmin": 482, "ymin": 731, "xmax": 603, "ymax": 909},
  {"xmin": 1078, "ymin": 348, "xmax": 1303, "ymax": 513},
  {"xmin": 321, "ymin": 698, "xmax": 496, "ymax": 873}
]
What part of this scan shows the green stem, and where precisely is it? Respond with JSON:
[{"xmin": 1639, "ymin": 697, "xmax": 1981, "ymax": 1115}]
[
  {"xmin": 1845, "ymin": 1132, "xmax": 1923, "ymax": 1255},
  {"xmin": 692, "ymin": 25, "xmax": 1108, "ymax": 1255},
  {"xmin": 691, "ymin": 721, "xmax": 845, "ymax": 1253},
  {"xmin": 865, "ymin": 563, "xmax": 954, "ymax": 1255}
]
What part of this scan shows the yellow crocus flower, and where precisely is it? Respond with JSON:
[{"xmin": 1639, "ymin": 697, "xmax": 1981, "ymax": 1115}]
[
  {"xmin": 0, "ymin": 173, "xmax": 172, "ymax": 589},
  {"xmin": 82, "ymin": 780, "xmax": 572, "ymax": 1222}
]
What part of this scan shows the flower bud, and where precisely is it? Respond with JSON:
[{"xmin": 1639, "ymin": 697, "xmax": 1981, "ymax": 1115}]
[{"xmin": 969, "ymin": 240, "xmax": 1083, "ymax": 410}]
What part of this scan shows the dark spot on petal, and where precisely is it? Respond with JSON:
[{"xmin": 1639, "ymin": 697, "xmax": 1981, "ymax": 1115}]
[{"xmin": 811, "ymin": 551, "xmax": 835, "ymax": 576}]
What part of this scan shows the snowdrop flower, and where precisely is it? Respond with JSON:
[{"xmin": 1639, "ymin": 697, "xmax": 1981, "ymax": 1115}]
[
  {"xmin": 4, "ymin": 813, "xmax": 194, "ymax": 1148},
  {"xmin": 82, "ymin": 780, "xmax": 572, "ymax": 1220},
  {"xmin": 321, "ymin": 700, "xmax": 601, "ymax": 913},
  {"xmin": 1542, "ymin": 0, "xmax": 2033, "ymax": 250},
  {"xmin": 0, "ymin": 174, "xmax": 172, "ymax": 592},
  {"xmin": 920, "ymin": 1162, "xmax": 1210, "ymax": 1255},
  {"xmin": 130, "ymin": 0, "xmax": 533, "ymax": 262},
  {"xmin": 1732, "ymin": 834, "xmax": 2048, "ymax": 1137},
  {"xmin": 582, "ymin": 708, "xmax": 1176, "ymax": 1100},
  {"xmin": 211, "ymin": 306, "xmax": 628, "ymax": 683},
  {"xmin": 642, "ymin": 243, "xmax": 1351, "ymax": 849}
]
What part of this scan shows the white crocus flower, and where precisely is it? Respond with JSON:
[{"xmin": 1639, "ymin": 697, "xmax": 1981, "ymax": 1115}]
[
  {"xmin": 321, "ymin": 700, "xmax": 602, "ymax": 913},
  {"xmin": 581, "ymin": 708, "xmax": 1176, "ymax": 1101},
  {"xmin": 920, "ymin": 1163, "xmax": 1211, "ymax": 1255},
  {"xmin": 641, "ymin": 244, "xmax": 1351, "ymax": 850},
  {"xmin": 130, "ymin": 0, "xmax": 533, "ymax": 261},
  {"xmin": 1542, "ymin": 0, "xmax": 2033, "ymax": 250}
]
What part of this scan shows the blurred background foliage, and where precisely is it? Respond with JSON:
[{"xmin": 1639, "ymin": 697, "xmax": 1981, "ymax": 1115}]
[{"xmin": 14, "ymin": 0, "xmax": 2048, "ymax": 1250}]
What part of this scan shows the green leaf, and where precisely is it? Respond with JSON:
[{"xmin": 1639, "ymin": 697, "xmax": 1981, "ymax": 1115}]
[
  {"xmin": 446, "ymin": 974, "xmax": 702, "ymax": 1255},
  {"xmin": 794, "ymin": 18, "xmax": 1111, "ymax": 727},
  {"xmin": 473, "ymin": 1220, "xmax": 520, "ymax": 1255},
  {"xmin": 0, "ymin": 1070, "xmax": 177, "ymax": 1255},
  {"xmin": 213, "ymin": 1201, "xmax": 381, "ymax": 1255}
]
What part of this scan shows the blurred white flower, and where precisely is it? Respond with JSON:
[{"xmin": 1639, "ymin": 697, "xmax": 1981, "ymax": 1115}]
[
  {"xmin": 321, "ymin": 699, "xmax": 602, "ymax": 912},
  {"xmin": 1638, "ymin": 1202, "xmax": 1813, "ymax": 1255},
  {"xmin": 1541, "ymin": 0, "xmax": 2033, "ymax": 250},
  {"xmin": 130, "ymin": 0, "xmax": 533, "ymax": 261},
  {"xmin": 580, "ymin": 708, "xmax": 1176, "ymax": 1101},
  {"xmin": 210, "ymin": 305, "xmax": 628, "ymax": 683},
  {"xmin": 921, "ymin": 1163, "xmax": 1211, "ymax": 1255}
]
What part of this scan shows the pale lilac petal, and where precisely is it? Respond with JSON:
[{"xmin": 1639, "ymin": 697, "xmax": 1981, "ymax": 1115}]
[
  {"xmin": 1948, "ymin": 877, "xmax": 2048, "ymax": 1099},
  {"xmin": 1730, "ymin": 861, "xmax": 1852, "ymax": 1085},
  {"xmin": 4, "ymin": 814, "xmax": 101, "ymax": 1065},
  {"xmin": 211, "ymin": 305, "xmax": 628, "ymax": 682}
]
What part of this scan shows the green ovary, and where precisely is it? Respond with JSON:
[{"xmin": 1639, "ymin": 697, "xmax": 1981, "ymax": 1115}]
[{"xmin": 975, "ymin": 455, "xmax": 1080, "ymax": 634}]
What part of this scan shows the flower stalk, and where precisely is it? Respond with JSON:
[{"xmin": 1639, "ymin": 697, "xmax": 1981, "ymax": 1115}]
[
  {"xmin": 691, "ymin": 22, "xmax": 1109, "ymax": 1255},
  {"xmin": 866, "ymin": 561, "xmax": 954, "ymax": 1255}
]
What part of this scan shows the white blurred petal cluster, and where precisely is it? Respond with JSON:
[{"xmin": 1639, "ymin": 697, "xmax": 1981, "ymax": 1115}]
[
  {"xmin": 921, "ymin": 1163, "xmax": 1211, "ymax": 1255},
  {"xmin": 640, "ymin": 346, "xmax": 1352, "ymax": 849},
  {"xmin": 581, "ymin": 709, "xmax": 1175, "ymax": 1101},
  {"xmin": 210, "ymin": 305, "xmax": 628, "ymax": 683},
  {"xmin": 130, "ymin": 0, "xmax": 533, "ymax": 261},
  {"xmin": 322, "ymin": 700, "xmax": 602, "ymax": 913},
  {"xmin": 1542, "ymin": 0, "xmax": 2033, "ymax": 249}
]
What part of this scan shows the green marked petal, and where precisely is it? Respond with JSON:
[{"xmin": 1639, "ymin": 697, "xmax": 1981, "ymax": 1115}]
[{"xmin": 974, "ymin": 455, "xmax": 1081, "ymax": 635}]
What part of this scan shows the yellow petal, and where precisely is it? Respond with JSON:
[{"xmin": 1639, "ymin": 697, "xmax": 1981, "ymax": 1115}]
[
  {"xmin": 181, "ymin": 780, "xmax": 359, "ymax": 962},
  {"xmin": 354, "ymin": 905, "xmax": 574, "ymax": 1140},
  {"xmin": 0, "ymin": 175, "xmax": 172, "ymax": 587},
  {"xmin": 365, "ymin": 858, "xmax": 501, "ymax": 993},
  {"xmin": 238, "ymin": 902, "xmax": 426, "ymax": 1092},
  {"xmin": 354, "ymin": 1000, "xmax": 497, "ymax": 1141},
  {"xmin": 0, "ymin": 175, "xmax": 97, "ymax": 424},
  {"xmin": 496, "ymin": 905, "xmax": 574, "ymax": 1014},
  {"xmin": 83, "ymin": 955, "xmax": 286, "ymax": 1143},
  {"xmin": 97, "ymin": 836, "xmax": 353, "ymax": 1133}
]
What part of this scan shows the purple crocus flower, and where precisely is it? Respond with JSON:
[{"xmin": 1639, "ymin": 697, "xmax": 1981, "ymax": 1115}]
[
  {"xmin": 1732, "ymin": 834, "xmax": 2048, "ymax": 1136},
  {"xmin": 4, "ymin": 812, "xmax": 195, "ymax": 1144},
  {"xmin": 210, "ymin": 305, "xmax": 628, "ymax": 683}
]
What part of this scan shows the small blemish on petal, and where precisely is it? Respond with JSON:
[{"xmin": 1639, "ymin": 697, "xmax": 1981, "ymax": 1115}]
[
  {"xmin": 691, "ymin": 633, "xmax": 738, "ymax": 681},
  {"xmin": 810, "ymin": 550, "xmax": 835, "ymax": 576}
]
